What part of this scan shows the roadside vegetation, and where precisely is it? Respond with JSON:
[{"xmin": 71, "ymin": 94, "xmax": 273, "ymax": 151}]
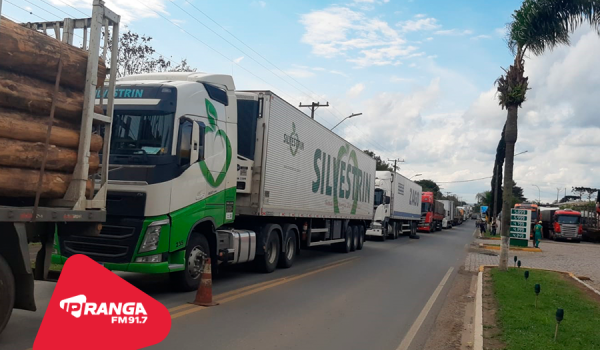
[{"xmin": 490, "ymin": 268, "xmax": 600, "ymax": 349}]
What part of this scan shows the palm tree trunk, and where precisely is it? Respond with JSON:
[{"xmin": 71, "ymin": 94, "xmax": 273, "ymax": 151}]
[{"xmin": 499, "ymin": 104, "xmax": 518, "ymax": 270}]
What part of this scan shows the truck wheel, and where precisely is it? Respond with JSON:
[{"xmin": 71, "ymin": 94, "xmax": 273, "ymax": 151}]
[
  {"xmin": 337, "ymin": 226, "xmax": 352, "ymax": 253},
  {"xmin": 172, "ymin": 234, "xmax": 210, "ymax": 292},
  {"xmin": 278, "ymin": 226, "xmax": 297, "ymax": 269},
  {"xmin": 0, "ymin": 255, "xmax": 15, "ymax": 335},
  {"xmin": 258, "ymin": 231, "xmax": 280, "ymax": 273},
  {"xmin": 357, "ymin": 226, "xmax": 365, "ymax": 250},
  {"xmin": 351, "ymin": 226, "xmax": 359, "ymax": 251}
]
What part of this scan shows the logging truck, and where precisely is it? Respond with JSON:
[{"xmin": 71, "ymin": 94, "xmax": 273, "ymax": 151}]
[
  {"xmin": 52, "ymin": 74, "xmax": 376, "ymax": 291},
  {"xmin": 0, "ymin": 1, "xmax": 120, "ymax": 335}
]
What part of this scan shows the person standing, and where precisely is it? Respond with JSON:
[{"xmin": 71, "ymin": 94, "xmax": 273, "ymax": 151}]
[
  {"xmin": 491, "ymin": 221, "xmax": 497, "ymax": 236},
  {"xmin": 534, "ymin": 221, "xmax": 543, "ymax": 248}
]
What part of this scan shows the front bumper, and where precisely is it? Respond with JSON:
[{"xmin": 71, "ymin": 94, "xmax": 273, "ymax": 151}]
[{"xmin": 53, "ymin": 214, "xmax": 184, "ymax": 273}]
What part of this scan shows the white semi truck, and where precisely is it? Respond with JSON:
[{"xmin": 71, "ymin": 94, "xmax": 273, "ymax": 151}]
[
  {"xmin": 366, "ymin": 171, "xmax": 422, "ymax": 240},
  {"xmin": 54, "ymin": 74, "xmax": 376, "ymax": 290},
  {"xmin": 439, "ymin": 200, "xmax": 455, "ymax": 229}
]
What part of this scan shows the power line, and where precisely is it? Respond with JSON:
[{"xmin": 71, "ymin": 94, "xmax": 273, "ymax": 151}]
[
  {"xmin": 52, "ymin": 0, "xmax": 89, "ymax": 17},
  {"xmin": 22, "ymin": 0, "xmax": 63, "ymax": 20},
  {"xmin": 37, "ymin": 0, "xmax": 81, "ymax": 18},
  {"xmin": 137, "ymin": 2, "xmax": 334, "ymax": 127},
  {"xmin": 171, "ymin": 1, "xmax": 388, "ymax": 151},
  {"xmin": 5, "ymin": 0, "xmax": 51, "ymax": 21},
  {"xmin": 436, "ymin": 176, "xmax": 493, "ymax": 184}
]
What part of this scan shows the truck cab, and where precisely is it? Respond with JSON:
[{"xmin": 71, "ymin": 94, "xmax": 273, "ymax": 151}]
[
  {"xmin": 369, "ymin": 177, "xmax": 392, "ymax": 238},
  {"xmin": 549, "ymin": 209, "xmax": 583, "ymax": 242},
  {"xmin": 54, "ymin": 72, "xmax": 240, "ymax": 290}
]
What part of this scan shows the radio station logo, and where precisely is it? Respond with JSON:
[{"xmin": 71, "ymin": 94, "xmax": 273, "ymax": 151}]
[{"xmin": 34, "ymin": 255, "xmax": 171, "ymax": 349}]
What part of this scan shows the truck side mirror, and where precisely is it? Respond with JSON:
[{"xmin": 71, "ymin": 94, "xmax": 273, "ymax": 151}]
[{"xmin": 385, "ymin": 196, "xmax": 391, "ymax": 204}]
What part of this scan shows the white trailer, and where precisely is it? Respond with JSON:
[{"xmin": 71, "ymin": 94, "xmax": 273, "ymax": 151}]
[
  {"xmin": 366, "ymin": 171, "xmax": 422, "ymax": 240},
  {"xmin": 439, "ymin": 200, "xmax": 455, "ymax": 229},
  {"xmin": 56, "ymin": 83, "xmax": 375, "ymax": 291}
]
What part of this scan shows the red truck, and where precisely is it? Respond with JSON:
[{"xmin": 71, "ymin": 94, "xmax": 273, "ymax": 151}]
[
  {"xmin": 549, "ymin": 209, "xmax": 583, "ymax": 243},
  {"xmin": 417, "ymin": 192, "xmax": 445, "ymax": 232}
]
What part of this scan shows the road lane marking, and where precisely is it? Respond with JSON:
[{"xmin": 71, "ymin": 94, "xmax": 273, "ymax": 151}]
[
  {"xmin": 395, "ymin": 266, "xmax": 455, "ymax": 350},
  {"xmin": 170, "ymin": 257, "xmax": 359, "ymax": 320}
]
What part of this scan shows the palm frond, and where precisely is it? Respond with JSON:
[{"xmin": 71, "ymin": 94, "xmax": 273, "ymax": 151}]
[{"xmin": 508, "ymin": 0, "xmax": 600, "ymax": 56}]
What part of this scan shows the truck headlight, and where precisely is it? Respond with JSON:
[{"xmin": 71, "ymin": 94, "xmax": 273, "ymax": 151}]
[{"xmin": 139, "ymin": 219, "xmax": 169, "ymax": 253}]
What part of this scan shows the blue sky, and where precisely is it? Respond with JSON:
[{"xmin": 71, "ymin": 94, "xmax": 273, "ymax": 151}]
[{"xmin": 4, "ymin": 0, "xmax": 600, "ymax": 203}]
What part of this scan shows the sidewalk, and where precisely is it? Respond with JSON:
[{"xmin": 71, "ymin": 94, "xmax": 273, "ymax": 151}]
[{"xmin": 465, "ymin": 238, "xmax": 600, "ymax": 290}]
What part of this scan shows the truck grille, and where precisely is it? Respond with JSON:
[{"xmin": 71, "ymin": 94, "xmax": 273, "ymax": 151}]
[
  {"xmin": 60, "ymin": 218, "xmax": 143, "ymax": 264},
  {"xmin": 560, "ymin": 224, "xmax": 578, "ymax": 238}
]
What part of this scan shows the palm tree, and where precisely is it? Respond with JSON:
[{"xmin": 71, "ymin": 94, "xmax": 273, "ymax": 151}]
[{"xmin": 496, "ymin": 0, "xmax": 600, "ymax": 270}]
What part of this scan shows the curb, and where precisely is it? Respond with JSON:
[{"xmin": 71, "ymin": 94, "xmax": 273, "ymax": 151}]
[
  {"xmin": 478, "ymin": 243, "xmax": 542, "ymax": 252},
  {"xmin": 474, "ymin": 271, "xmax": 483, "ymax": 350},
  {"xmin": 474, "ymin": 264, "xmax": 600, "ymax": 350}
]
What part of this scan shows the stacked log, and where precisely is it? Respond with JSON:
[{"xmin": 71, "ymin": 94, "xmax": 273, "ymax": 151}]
[{"xmin": 0, "ymin": 17, "xmax": 106, "ymax": 199}]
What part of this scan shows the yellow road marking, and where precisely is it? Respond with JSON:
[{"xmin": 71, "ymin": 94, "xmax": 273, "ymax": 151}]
[{"xmin": 170, "ymin": 257, "xmax": 358, "ymax": 320}]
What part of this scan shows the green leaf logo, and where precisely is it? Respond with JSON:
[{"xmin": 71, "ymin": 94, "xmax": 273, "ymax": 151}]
[{"xmin": 200, "ymin": 99, "xmax": 232, "ymax": 188}]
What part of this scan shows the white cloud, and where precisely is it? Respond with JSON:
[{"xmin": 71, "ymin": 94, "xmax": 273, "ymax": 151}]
[
  {"xmin": 172, "ymin": 19, "xmax": 186, "ymax": 26},
  {"xmin": 251, "ymin": 1, "xmax": 267, "ymax": 8},
  {"xmin": 434, "ymin": 29, "xmax": 473, "ymax": 36},
  {"xmin": 471, "ymin": 34, "xmax": 492, "ymax": 40},
  {"xmin": 234, "ymin": 56, "xmax": 245, "ymax": 64},
  {"xmin": 283, "ymin": 68, "xmax": 315, "ymax": 78},
  {"xmin": 495, "ymin": 27, "xmax": 508, "ymax": 37},
  {"xmin": 312, "ymin": 67, "xmax": 326, "ymax": 71},
  {"xmin": 330, "ymin": 70, "xmax": 350, "ymax": 77},
  {"xmin": 299, "ymin": 6, "xmax": 415, "ymax": 67},
  {"xmin": 390, "ymin": 76, "xmax": 414, "ymax": 83},
  {"xmin": 398, "ymin": 17, "xmax": 440, "ymax": 32},
  {"xmin": 425, "ymin": 37, "xmax": 434, "ymax": 41},
  {"xmin": 24, "ymin": 6, "xmax": 33, "ymax": 11},
  {"xmin": 414, "ymin": 14, "xmax": 427, "ymax": 18},
  {"xmin": 49, "ymin": 0, "xmax": 169, "ymax": 24},
  {"xmin": 347, "ymin": 83, "xmax": 365, "ymax": 98}
]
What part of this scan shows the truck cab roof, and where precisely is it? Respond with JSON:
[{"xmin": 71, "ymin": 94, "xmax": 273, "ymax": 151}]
[
  {"xmin": 555, "ymin": 209, "xmax": 581, "ymax": 216},
  {"xmin": 118, "ymin": 72, "xmax": 235, "ymax": 91}
]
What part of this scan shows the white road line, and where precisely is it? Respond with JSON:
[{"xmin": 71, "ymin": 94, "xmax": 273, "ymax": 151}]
[{"xmin": 396, "ymin": 266, "xmax": 455, "ymax": 350}]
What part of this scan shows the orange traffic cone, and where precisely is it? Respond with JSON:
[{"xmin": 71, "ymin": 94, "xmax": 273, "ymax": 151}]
[{"xmin": 190, "ymin": 258, "xmax": 219, "ymax": 307}]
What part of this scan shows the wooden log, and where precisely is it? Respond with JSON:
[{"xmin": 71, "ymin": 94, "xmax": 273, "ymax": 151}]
[
  {"xmin": 0, "ymin": 17, "xmax": 106, "ymax": 90},
  {"xmin": 0, "ymin": 166, "xmax": 92, "ymax": 199},
  {"xmin": 0, "ymin": 138, "xmax": 99, "ymax": 173},
  {"xmin": 0, "ymin": 109, "xmax": 103, "ymax": 152},
  {"xmin": 0, "ymin": 70, "xmax": 85, "ymax": 122}
]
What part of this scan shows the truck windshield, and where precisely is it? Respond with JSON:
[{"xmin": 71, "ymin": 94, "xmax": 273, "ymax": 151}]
[
  {"xmin": 110, "ymin": 112, "xmax": 175, "ymax": 155},
  {"xmin": 556, "ymin": 215, "xmax": 580, "ymax": 224},
  {"xmin": 421, "ymin": 202, "xmax": 431, "ymax": 213},
  {"xmin": 374, "ymin": 189, "xmax": 384, "ymax": 206}
]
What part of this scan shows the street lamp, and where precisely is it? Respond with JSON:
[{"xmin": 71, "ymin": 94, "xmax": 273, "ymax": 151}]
[
  {"xmin": 515, "ymin": 150, "xmax": 528, "ymax": 157},
  {"xmin": 533, "ymin": 184, "xmax": 541, "ymax": 204},
  {"xmin": 410, "ymin": 173, "xmax": 422, "ymax": 180},
  {"xmin": 331, "ymin": 112, "xmax": 362, "ymax": 131}
]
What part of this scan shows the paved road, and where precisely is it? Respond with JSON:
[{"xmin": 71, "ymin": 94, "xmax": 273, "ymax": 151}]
[{"xmin": 2, "ymin": 223, "xmax": 475, "ymax": 350}]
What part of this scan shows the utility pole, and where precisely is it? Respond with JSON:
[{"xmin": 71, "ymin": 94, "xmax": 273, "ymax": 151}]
[
  {"xmin": 556, "ymin": 188, "xmax": 561, "ymax": 203},
  {"xmin": 299, "ymin": 101, "xmax": 329, "ymax": 119}
]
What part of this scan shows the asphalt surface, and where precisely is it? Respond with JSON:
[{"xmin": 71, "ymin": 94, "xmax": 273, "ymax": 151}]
[{"xmin": 2, "ymin": 222, "xmax": 475, "ymax": 350}]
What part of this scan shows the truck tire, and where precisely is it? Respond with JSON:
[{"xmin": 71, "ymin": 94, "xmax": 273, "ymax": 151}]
[
  {"xmin": 357, "ymin": 226, "xmax": 365, "ymax": 250},
  {"xmin": 278, "ymin": 225, "xmax": 297, "ymax": 269},
  {"xmin": 257, "ymin": 230, "xmax": 280, "ymax": 273},
  {"xmin": 337, "ymin": 226, "xmax": 352, "ymax": 253},
  {"xmin": 391, "ymin": 223, "xmax": 398, "ymax": 240},
  {"xmin": 172, "ymin": 234, "xmax": 210, "ymax": 292},
  {"xmin": 0, "ymin": 255, "xmax": 15, "ymax": 335},
  {"xmin": 351, "ymin": 226, "xmax": 359, "ymax": 251}
]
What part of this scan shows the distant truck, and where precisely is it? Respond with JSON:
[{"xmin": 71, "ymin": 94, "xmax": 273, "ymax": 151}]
[
  {"xmin": 548, "ymin": 209, "xmax": 583, "ymax": 243},
  {"xmin": 418, "ymin": 192, "xmax": 445, "ymax": 232},
  {"xmin": 439, "ymin": 200, "xmax": 455, "ymax": 229},
  {"xmin": 366, "ymin": 171, "xmax": 422, "ymax": 240},
  {"xmin": 456, "ymin": 207, "xmax": 466, "ymax": 225},
  {"xmin": 540, "ymin": 207, "xmax": 560, "ymax": 238}
]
